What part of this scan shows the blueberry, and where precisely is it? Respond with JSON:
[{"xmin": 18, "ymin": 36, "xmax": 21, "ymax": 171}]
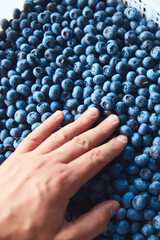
[
  {"xmin": 33, "ymin": 91, "xmax": 45, "ymax": 103},
  {"xmin": 131, "ymin": 133, "xmax": 142, "ymax": 148},
  {"xmin": 36, "ymin": 102, "xmax": 50, "ymax": 115},
  {"xmin": 0, "ymin": 109, "xmax": 6, "ymax": 119},
  {"xmin": 107, "ymin": 42, "xmax": 119, "ymax": 56},
  {"xmin": 110, "ymin": 81, "xmax": 121, "ymax": 93},
  {"xmin": 149, "ymin": 84, "xmax": 159, "ymax": 94},
  {"xmin": 134, "ymin": 178, "xmax": 148, "ymax": 192},
  {"xmin": 103, "ymin": 221, "xmax": 115, "ymax": 236},
  {"xmin": 115, "ymin": 61, "xmax": 128, "ymax": 75},
  {"xmin": 84, "ymin": 33, "xmax": 96, "ymax": 45},
  {"xmin": 27, "ymin": 111, "xmax": 40, "ymax": 125},
  {"xmin": 61, "ymin": 79, "xmax": 73, "ymax": 91},
  {"xmin": 149, "ymin": 181, "xmax": 160, "ymax": 195},
  {"xmin": 113, "ymin": 178, "xmax": 129, "ymax": 192},
  {"xmin": 134, "ymin": 75, "xmax": 148, "ymax": 88},
  {"xmin": 62, "ymin": 113, "xmax": 74, "ymax": 126},
  {"xmin": 137, "ymin": 111, "xmax": 150, "ymax": 124},
  {"xmin": 139, "ymin": 168, "xmax": 152, "ymax": 181},
  {"xmin": 0, "ymin": 155, "xmax": 6, "ymax": 164},
  {"xmin": 134, "ymin": 154, "xmax": 149, "ymax": 167},
  {"xmin": 152, "ymin": 215, "xmax": 160, "ymax": 230},
  {"xmin": 6, "ymin": 89, "xmax": 18, "ymax": 103},
  {"xmin": 42, "ymin": 36, "xmax": 55, "ymax": 48},
  {"xmin": 116, "ymin": 208, "xmax": 127, "ymax": 220},
  {"xmin": 135, "ymin": 49, "xmax": 148, "ymax": 59},
  {"xmin": 126, "ymin": 71, "xmax": 136, "ymax": 83},
  {"xmin": 138, "ymin": 123, "xmax": 148, "ymax": 136},
  {"xmin": 147, "ymin": 69, "xmax": 159, "ymax": 82},
  {"xmin": 103, "ymin": 26, "xmax": 117, "ymax": 40},
  {"xmin": 128, "ymin": 105, "xmax": 140, "ymax": 117},
  {"xmin": 93, "ymin": 75, "xmax": 105, "ymax": 85},
  {"xmin": 91, "ymin": 63, "xmax": 103, "ymax": 76},
  {"xmin": 132, "ymin": 233, "xmax": 145, "ymax": 240},
  {"xmin": 125, "ymin": 30, "xmax": 137, "ymax": 45},
  {"xmin": 124, "ymin": 7, "xmax": 140, "ymax": 21},
  {"xmin": 100, "ymin": 96, "xmax": 114, "ymax": 110},
  {"xmin": 152, "ymin": 174, "xmax": 160, "ymax": 184},
  {"xmin": 0, "ymin": 86, "xmax": 8, "ymax": 99},
  {"xmin": 13, "ymin": 137, "xmax": 24, "ymax": 149},
  {"xmin": 142, "ymin": 56, "xmax": 154, "ymax": 69},
  {"xmin": 115, "ymin": 101, "xmax": 125, "ymax": 114},
  {"xmin": 103, "ymin": 65, "xmax": 114, "ymax": 78},
  {"xmin": 121, "ymin": 145, "xmax": 135, "ymax": 161},
  {"xmin": 127, "ymin": 164, "xmax": 139, "ymax": 176},
  {"xmin": 14, "ymin": 110, "xmax": 27, "ymax": 124},
  {"xmin": 95, "ymin": 41, "xmax": 107, "ymax": 54},
  {"xmin": 149, "ymin": 236, "xmax": 159, "ymax": 240},
  {"xmin": 150, "ymin": 46, "xmax": 160, "ymax": 60},
  {"xmin": 116, "ymin": 220, "xmax": 130, "ymax": 235},
  {"xmin": 127, "ymin": 208, "xmax": 143, "ymax": 221},
  {"xmin": 66, "ymin": 99, "xmax": 79, "ymax": 109},
  {"xmin": 132, "ymin": 194, "xmax": 147, "ymax": 211},
  {"xmin": 3, "ymin": 136, "xmax": 14, "ymax": 151},
  {"xmin": 0, "ymin": 18, "xmax": 10, "ymax": 30},
  {"xmin": 121, "ymin": 46, "xmax": 133, "ymax": 59},
  {"xmin": 82, "ymin": 6, "xmax": 93, "ymax": 19},
  {"xmin": 130, "ymin": 222, "xmax": 141, "ymax": 234},
  {"xmin": 7, "ymin": 29, "xmax": 19, "ymax": 43},
  {"xmin": 10, "ymin": 128, "xmax": 22, "ymax": 138},
  {"xmin": 119, "ymin": 125, "xmax": 132, "ymax": 137},
  {"xmin": 73, "ymin": 61, "xmax": 84, "ymax": 74},
  {"xmin": 153, "ymin": 137, "xmax": 160, "ymax": 146},
  {"xmin": 142, "ymin": 224, "xmax": 155, "ymax": 237},
  {"xmin": 0, "ymin": 129, "xmax": 9, "ymax": 142},
  {"xmin": 90, "ymin": 89, "xmax": 104, "ymax": 105},
  {"xmin": 123, "ymin": 94, "xmax": 135, "ymax": 106},
  {"xmin": 5, "ymin": 118, "xmax": 18, "ymax": 130},
  {"xmin": 41, "ymin": 112, "xmax": 52, "ymax": 122},
  {"xmin": 150, "ymin": 92, "xmax": 160, "ymax": 104},
  {"xmin": 16, "ymin": 100, "xmax": 27, "ymax": 110},
  {"xmin": 16, "ymin": 84, "xmax": 30, "ymax": 97},
  {"xmin": 21, "ymin": 130, "xmax": 31, "ymax": 138},
  {"xmin": 149, "ymin": 146, "xmax": 160, "ymax": 161},
  {"xmin": 150, "ymin": 196, "xmax": 160, "ymax": 211},
  {"xmin": 128, "ymin": 57, "xmax": 141, "ymax": 70},
  {"xmin": 107, "ymin": 92, "xmax": 118, "ymax": 103}
]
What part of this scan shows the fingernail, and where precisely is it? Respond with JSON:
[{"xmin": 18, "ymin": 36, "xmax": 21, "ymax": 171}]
[
  {"xmin": 106, "ymin": 114, "xmax": 119, "ymax": 123},
  {"xmin": 54, "ymin": 110, "xmax": 62, "ymax": 119},
  {"xmin": 116, "ymin": 135, "xmax": 128, "ymax": 142},
  {"xmin": 110, "ymin": 203, "xmax": 120, "ymax": 218},
  {"xmin": 86, "ymin": 107, "xmax": 98, "ymax": 118}
]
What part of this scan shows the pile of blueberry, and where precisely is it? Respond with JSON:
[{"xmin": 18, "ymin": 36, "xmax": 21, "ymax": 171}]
[{"xmin": 0, "ymin": 0, "xmax": 160, "ymax": 239}]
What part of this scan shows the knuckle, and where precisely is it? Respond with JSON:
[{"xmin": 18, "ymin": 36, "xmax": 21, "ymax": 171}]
[
  {"xmin": 55, "ymin": 130, "xmax": 69, "ymax": 143},
  {"xmin": 27, "ymin": 133, "xmax": 38, "ymax": 144},
  {"xmin": 89, "ymin": 149, "xmax": 104, "ymax": 166},
  {"xmin": 73, "ymin": 135, "xmax": 90, "ymax": 151},
  {"xmin": 35, "ymin": 181, "xmax": 49, "ymax": 197},
  {"xmin": 55, "ymin": 167, "xmax": 69, "ymax": 189}
]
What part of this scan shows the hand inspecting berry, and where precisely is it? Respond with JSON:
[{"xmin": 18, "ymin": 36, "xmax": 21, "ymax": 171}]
[
  {"xmin": 0, "ymin": 0, "xmax": 160, "ymax": 239},
  {"xmin": 0, "ymin": 108, "xmax": 127, "ymax": 240}
]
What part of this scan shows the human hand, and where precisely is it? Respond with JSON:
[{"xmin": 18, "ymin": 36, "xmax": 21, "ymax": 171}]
[{"xmin": 0, "ymin": 107, "xmax": 127, "ymax": 240}]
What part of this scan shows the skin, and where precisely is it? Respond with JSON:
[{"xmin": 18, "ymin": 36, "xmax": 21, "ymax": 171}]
[{"xmin": 0, "ymin": 107, "xmax": 128, "ymax": 240}]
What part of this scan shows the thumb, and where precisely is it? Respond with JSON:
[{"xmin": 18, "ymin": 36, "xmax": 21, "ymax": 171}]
[{"xmin": 55, "ymin": 200, "xmax": 120, "ymax": 240}]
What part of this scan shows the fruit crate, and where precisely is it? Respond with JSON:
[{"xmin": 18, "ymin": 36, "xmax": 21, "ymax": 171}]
[{"xmin": 120, "ymin": 0, "xmax": 160, "ymax": 27}]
